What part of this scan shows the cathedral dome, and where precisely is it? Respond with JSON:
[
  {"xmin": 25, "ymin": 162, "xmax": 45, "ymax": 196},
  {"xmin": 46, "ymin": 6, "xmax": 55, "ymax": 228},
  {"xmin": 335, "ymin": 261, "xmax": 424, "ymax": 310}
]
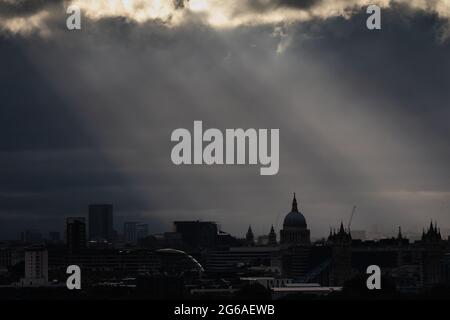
[
  {"xmin": 283, "ymin": 211, "xmax": 307, "ymax": 229},
  {"xmin": 283, "ymin": 194, "xmax": 307, "ymax": 229}
]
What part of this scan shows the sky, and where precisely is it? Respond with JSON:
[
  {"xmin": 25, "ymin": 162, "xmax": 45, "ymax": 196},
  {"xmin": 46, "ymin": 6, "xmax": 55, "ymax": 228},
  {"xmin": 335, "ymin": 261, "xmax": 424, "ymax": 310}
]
[{"xmin": 1, "ymin": 0, "xmax": 450, "ymax": 240}]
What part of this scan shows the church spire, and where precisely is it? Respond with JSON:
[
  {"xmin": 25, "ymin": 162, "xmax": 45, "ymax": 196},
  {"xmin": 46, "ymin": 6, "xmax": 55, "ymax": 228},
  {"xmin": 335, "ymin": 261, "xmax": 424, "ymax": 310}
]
[
  {"xmin": 268, "ymin": 225, "xmax": 277, "ymax": 245},
  {"xmin": 291, "ymin": 193, "xmax": 298, "ymax": 212},
  {"xmin": 339, "ymin": 221, "xmax": 345, "ymax": 233},
  {"xmin": 246, "ymin": 225, "xmax": 254, "ymax": 244}
]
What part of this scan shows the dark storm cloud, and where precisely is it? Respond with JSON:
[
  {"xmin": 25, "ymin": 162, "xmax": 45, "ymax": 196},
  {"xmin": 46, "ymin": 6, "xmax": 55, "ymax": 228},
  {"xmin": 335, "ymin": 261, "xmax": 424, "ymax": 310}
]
[
  {"xmin": 1, "ymin": 4, "xmax": 450, "ymax": 240},
  {"xmin": 0, "ymin": 0, "xmax": 62, "ymax": 18},
  {"xmin": 0, "ymin": 36, "xmax": 165, "ymax": 239},
  {"xmin": 278, "ymin": 0, "xmax": 319, "ymax": 8},
  {"xmin": 247, "ymin": 0, "xmax": 320, "ymax": 11},
  {"xmin": 0, "ymin": 40, "xmax": 92, "ymax": 151},
  {"xmin": 289, "ymin": 7, "xmax": 450, "ymax": 134}
]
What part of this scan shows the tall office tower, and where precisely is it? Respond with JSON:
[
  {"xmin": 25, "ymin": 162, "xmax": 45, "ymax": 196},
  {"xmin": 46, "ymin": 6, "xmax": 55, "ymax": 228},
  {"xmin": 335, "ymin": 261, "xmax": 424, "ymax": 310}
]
[
  {"xmin": 21, "ymin": 245, "xmax": 48, "ymax": 286},
  {"xmin": 66, "ymin": 217, "xmax": 87, "ymax": 254},
  {"xmin": 88, "ymin": 204, "xmax": 114, "ymax": 242},
  {"xmin": 136, "ymin": 224, "xmax": 149, "ymax": 240},
  {"xmin": 124, "ymin": 222, "xmax": 138, "ymax": 244}
]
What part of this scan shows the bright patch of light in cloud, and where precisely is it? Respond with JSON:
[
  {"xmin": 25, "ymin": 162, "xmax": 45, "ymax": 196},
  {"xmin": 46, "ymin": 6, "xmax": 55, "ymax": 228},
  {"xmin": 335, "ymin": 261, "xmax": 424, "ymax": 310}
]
[{"xmin": 1, "ymin": 0, "xmax": 450, "ymax": 34}]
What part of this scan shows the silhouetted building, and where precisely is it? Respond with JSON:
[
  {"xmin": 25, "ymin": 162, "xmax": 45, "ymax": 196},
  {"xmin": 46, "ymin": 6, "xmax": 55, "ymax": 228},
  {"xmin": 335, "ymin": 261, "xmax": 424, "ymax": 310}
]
[
  {"xmin": 327, "ymin": 223, "xmax": 352, "ymax": 244},
  {"xmin": 174, "ymin": 221, "xmax": 219, "ymax": 249},
  {"xmin": 246, "ymin": 225, "xmax": 255, "ymax": 245},
  {"xmin": 327, "ymin": 222, "xmax": 352, "ymax": 286},
  {"xmin": 66, "ymin": 217, "xmax": 86, "ymax": 254},
  {"xmin": 136, "ymin": 224, "xmax": 149, "ymax": 240},
  {"xmin": 21, "ymin": 230, "xmax": 42, "ymax": 243},
  {"xmin": 442, "ymin": 253, "xmax": 450, "ymax": 284},
  {"xmin": 206, "ymin": 246, "xmax": 280, "ymax": 273},
  {"xmin": 421, "ymin": 221, "xmax": 445, "ymax": 287},
  {"xmin": 268, "ymin": 225, "xmax": 277, "ymax": 246},
  {"xmin": 48, "ymin": 232, "xmax": 61, "ymax": 242},
  {"xmin": 163, "ymin": 232, "xmax": 183, "ymax": 247},
  {"xmin": 278, "ymin": 194, "xmax": 313, "ymax": 279},
  {"xmin": 20, "ymin": 245, "xmax": 48, "ymax": 286},
  {"xmin": 49, "ymin": 250, "xmax": 161, "ymax": 276},
  {"xmin": 282, "ymin": 245, "xmax": 312, "ymax": 279},
  {"xmin": 124, "ymin": 222, "xmax": 138, "ymax": 244},
  {"xmin": 89, "ymin": 204, "xmax": 113, "ymax": 242},
  {"xmin": 422, "ymin": 221, "xmax": 442, "ymax": 243},
  {"xmin": 280, "ymin": 194, "xmax": 310, "ymax": 245},
  {"xmin": 137, "ymin": 274, "xmax": 184, "ymax": 299}
]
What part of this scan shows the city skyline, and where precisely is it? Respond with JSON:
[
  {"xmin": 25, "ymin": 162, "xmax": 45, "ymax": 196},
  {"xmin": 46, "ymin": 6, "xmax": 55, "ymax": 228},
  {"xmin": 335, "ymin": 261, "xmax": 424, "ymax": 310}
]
[
  {"xmin": 4, "ymin": 198, "xmax": 450, "ymax": 243},
  {"xmin": 1, "ymin": 193, "xmax": 449, "ymax": 299}
]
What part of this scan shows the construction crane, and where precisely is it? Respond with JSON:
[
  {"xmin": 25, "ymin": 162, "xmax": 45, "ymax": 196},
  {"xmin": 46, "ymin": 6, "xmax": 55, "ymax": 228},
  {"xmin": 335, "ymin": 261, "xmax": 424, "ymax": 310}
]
[{"xmin": 347, "ymin": 205, "xmax": 357, "ymax": 231}]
